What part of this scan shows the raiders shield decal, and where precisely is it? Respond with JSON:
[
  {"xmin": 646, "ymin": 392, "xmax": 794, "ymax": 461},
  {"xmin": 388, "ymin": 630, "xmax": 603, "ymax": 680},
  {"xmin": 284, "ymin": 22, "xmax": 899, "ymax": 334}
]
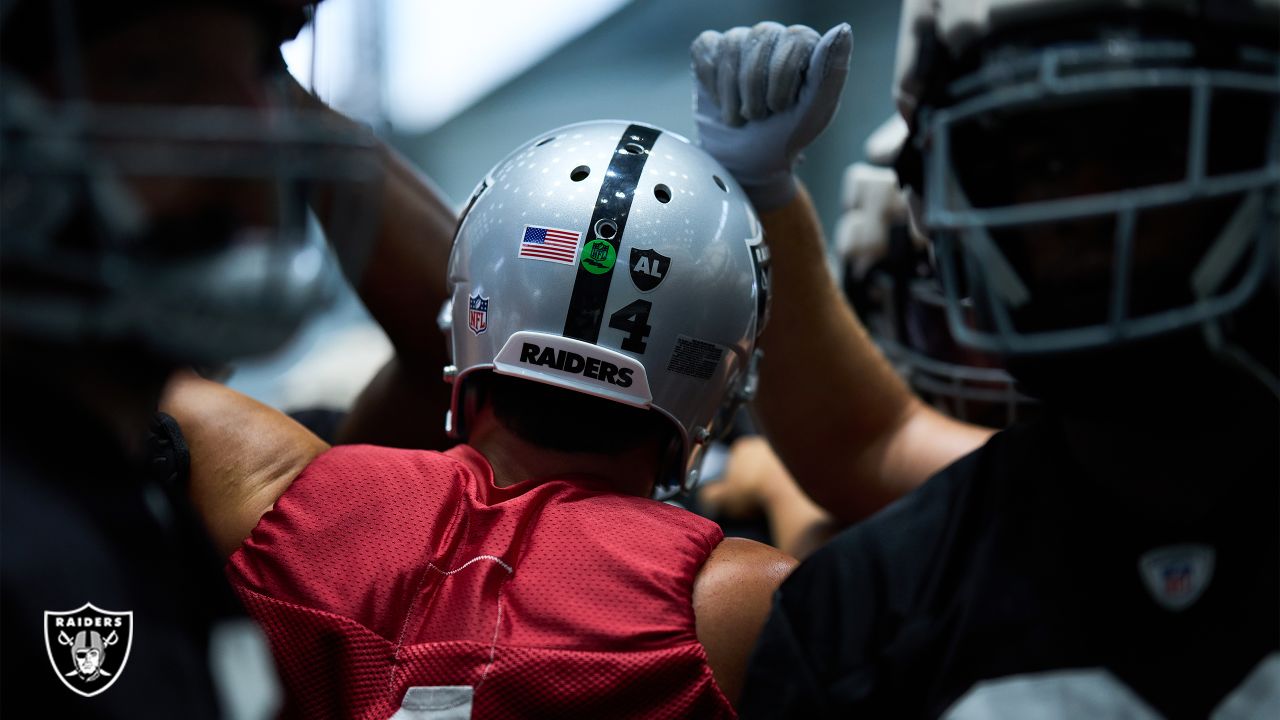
[
  {"xmin": 45, "ymin": 603, "xmax": 133, "ymax": 697},
  {"xmin": 629, "ymin": 248, "xmax": 671, "ymax": 292}
]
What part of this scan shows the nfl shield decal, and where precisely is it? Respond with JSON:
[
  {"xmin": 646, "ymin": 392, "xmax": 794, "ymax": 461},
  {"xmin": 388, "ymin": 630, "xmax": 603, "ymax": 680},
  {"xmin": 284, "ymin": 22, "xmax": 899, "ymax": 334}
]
[
  {"xmin": 45, "ymin": 603, "xmax": 133, "ymax": 697},
  {"xmin": 1138, "ymin": 544, "xmax": 1215, "ymax": 612},
  {"xmin": 629, "ymin": 248, "xmax": 671, "ymax": 292},
  {"xmin": 468, "ymin": 293, "xmax": 489, "ymax": 336}
]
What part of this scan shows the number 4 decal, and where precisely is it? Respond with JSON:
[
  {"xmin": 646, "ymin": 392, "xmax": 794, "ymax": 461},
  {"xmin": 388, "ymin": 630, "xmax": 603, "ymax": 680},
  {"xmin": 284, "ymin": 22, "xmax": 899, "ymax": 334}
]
[{"xmin": 608, "ymin": 299, "xmax": 652, "ymax": 353}]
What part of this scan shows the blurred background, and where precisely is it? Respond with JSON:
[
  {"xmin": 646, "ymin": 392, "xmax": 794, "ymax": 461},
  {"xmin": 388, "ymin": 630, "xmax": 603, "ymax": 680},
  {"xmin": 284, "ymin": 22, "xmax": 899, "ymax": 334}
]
[{"xmin": 231, "ymin": 0, "xmax": 902, "ymax": 409}]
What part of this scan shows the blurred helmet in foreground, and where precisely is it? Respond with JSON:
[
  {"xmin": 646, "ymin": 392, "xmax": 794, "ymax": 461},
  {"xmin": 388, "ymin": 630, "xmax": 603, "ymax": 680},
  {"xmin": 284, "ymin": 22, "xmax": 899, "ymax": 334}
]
[{"xmin": 0, "ymin": 0, "xmax": 381, "ymax": 364}]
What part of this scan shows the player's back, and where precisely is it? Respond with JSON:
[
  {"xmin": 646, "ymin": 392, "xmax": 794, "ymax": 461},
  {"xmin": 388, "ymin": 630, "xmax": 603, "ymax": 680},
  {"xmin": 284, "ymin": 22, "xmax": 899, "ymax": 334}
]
[{"xmin": 230, "ymin": 443, "xmax": 734, "ymax": 719}]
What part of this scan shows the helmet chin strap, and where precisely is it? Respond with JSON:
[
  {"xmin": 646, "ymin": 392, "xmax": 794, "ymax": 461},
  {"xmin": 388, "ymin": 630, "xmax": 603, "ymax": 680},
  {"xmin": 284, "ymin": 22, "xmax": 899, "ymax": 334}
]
[{"xmin": 666, "ymin": 347, "xmax": 763, "ymax": 497}]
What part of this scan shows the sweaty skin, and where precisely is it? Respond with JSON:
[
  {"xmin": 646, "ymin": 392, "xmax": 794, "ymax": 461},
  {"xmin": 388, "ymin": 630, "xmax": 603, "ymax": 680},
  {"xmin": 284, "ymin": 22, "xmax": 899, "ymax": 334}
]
[
  {"xmin": 692, "ymin": 537, "xmax": 797, "ymax": 704},
  {"xmin": 160, "ymin": 372, "xmax": 329, "ymax": 558}
]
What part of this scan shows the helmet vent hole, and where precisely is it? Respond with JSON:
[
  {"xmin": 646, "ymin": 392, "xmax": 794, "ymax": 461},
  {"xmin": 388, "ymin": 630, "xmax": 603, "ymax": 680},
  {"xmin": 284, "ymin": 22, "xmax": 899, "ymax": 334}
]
[
  {"xmin": 713, "ymin": 175, "xmax": 728, "ymax": 193},
  {"xmin": 622, "ymin": 142, "xmax": 646, "ymax": 155},
  {"xmin": 535, "ymin": 136, "xmax": 557, "ymax": 147},
  {"xmin": 654, "ymin": 184, "xmax": 672, "ymax": 204},
  {"xmin": 570, "ymin": 165, "xmax": 591, "ymax": 182},
  {"xmin": 594, "ymin": 219, "xmax": 618, "ymax": 239}
]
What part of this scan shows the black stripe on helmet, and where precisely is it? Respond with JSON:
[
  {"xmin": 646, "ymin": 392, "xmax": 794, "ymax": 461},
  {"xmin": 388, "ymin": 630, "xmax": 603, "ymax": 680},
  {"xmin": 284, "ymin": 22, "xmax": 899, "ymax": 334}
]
[{"xmin": 562, "ymin": 123, "xmax": 661, "ymax": 343}]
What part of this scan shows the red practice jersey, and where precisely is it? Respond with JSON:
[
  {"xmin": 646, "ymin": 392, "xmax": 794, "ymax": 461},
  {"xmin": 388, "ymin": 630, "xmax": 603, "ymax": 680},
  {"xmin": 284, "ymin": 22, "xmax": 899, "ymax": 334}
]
[{"xmin": 228, "ymin": 444, "xmax": 734, "ymax": 719}]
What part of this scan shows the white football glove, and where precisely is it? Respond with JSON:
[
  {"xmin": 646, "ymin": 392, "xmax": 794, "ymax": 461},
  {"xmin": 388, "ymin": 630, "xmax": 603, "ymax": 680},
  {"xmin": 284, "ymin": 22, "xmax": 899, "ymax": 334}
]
[{"xmin": 691, "ymin": 22, "xmax": 852, "ymax": 212}]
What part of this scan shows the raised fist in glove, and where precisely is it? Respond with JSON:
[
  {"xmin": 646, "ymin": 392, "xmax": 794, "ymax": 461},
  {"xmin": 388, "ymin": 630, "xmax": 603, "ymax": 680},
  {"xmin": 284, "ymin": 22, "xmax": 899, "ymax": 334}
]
[{"xmin": 691, "ymin": 22, "xmax": 852, "ymax": 213}]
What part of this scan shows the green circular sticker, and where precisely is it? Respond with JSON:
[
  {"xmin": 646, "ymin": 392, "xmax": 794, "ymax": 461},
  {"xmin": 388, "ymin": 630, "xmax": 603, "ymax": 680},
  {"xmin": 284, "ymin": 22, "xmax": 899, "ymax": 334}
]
[{"xmin": 580, "ymin": 239, "xmax": 617, "ymax": 274}]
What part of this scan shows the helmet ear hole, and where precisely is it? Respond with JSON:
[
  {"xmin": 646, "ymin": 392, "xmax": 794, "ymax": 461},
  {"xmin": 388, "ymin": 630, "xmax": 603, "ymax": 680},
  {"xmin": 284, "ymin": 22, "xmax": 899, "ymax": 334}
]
[
  {"xmin": 712, "ymin": 175, "xmax": 728, "ymax": 192},
  {"xmin": 570, "ymin": 166, "xmax": 591, "ymax": 182},
  {"xmin": 594, "ymin": 218, "xmax": 618, "ymax": 239},
  {"xmin": 654, "ymin": 184, "xmax": 672, "ymax": 204}
]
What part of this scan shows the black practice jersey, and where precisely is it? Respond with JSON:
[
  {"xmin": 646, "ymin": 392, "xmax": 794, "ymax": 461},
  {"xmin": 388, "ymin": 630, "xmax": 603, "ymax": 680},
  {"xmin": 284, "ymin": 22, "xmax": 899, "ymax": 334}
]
[
  {"xmin": 742, "ymin": 412, "xmax": 1279, "ymax": 719},
  {"xmin": 1, "ymin": 393, "xmax": 274, "ymax": 718}
]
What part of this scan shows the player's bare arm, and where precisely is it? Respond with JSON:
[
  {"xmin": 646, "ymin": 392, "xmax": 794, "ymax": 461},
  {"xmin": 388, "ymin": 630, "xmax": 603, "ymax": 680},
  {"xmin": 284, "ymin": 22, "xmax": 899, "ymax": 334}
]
[
  {"xmin": 756, "ymin": 185, "xmax": 992, "ymax": 520},
  {"xmin": 692, "ymin": 537, "xmax": 797, "ymax": 706},
  {"xmin": 692, "ymin": 23, "xmax": 992, "ymax": 523},
  {"xmin": 335, "ymin": 145, "xmax": 457, "ymax": 450},
  {"xmin": 700, "ymin": 436, "xmax": 840, "ymax": 560},
  {"xmin": 160, "ymin": 371, "xmax": 329, "ymax": 557},
  {"xmin": 287, "ymin": 78, "xmax": 458, "ymax": 450}
]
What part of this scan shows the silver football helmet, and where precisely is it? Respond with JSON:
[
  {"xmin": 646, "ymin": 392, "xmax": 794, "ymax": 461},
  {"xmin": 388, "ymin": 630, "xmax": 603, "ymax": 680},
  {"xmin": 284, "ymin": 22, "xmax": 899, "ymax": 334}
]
[
  {"xmin": 893, "ymin": 0, "xmax": 1279, "ymax": 359},
  {"xmin": 443, "ymin": 120, "xmax": 768, "ymax": 494}
]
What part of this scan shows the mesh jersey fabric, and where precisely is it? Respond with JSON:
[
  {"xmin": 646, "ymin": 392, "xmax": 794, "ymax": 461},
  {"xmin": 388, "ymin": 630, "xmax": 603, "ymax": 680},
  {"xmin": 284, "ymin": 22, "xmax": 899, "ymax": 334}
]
[
  {"xmin": 228, "ymin": 443, "xmax": 734, "ymax": 719},
  {"xmin": 741, "ymin": 410, "xmax": 1279, "ymax": 719}
]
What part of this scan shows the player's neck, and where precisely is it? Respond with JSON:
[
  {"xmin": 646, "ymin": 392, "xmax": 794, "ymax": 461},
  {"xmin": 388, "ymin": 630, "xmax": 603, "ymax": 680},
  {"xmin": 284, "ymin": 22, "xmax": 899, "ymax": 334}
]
[{"xmin": 468, "ymin": 407, "xmax": 659, "ymax": 497}]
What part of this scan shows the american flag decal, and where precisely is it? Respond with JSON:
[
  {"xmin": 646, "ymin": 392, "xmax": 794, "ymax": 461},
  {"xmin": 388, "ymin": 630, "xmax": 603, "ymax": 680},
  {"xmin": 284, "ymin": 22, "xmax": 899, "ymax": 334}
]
[{"xmin": 518, "ymin": 225, "xmax": 582, "ymax": 265}]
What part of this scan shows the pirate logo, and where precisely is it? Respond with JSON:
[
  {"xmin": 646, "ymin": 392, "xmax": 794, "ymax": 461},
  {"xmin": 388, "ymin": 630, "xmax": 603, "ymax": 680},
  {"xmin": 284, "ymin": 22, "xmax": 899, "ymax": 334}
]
[
  {"xmin": 629, "ymin": 248, "xmax": 671, "ymax": 292},
  {"xmin": 45, "ymin": 603, "xmax": 133, "ymax": 697},
  {"xmin": 468, "ymin": 292, "xmax": 489, "ymax": 336}
]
